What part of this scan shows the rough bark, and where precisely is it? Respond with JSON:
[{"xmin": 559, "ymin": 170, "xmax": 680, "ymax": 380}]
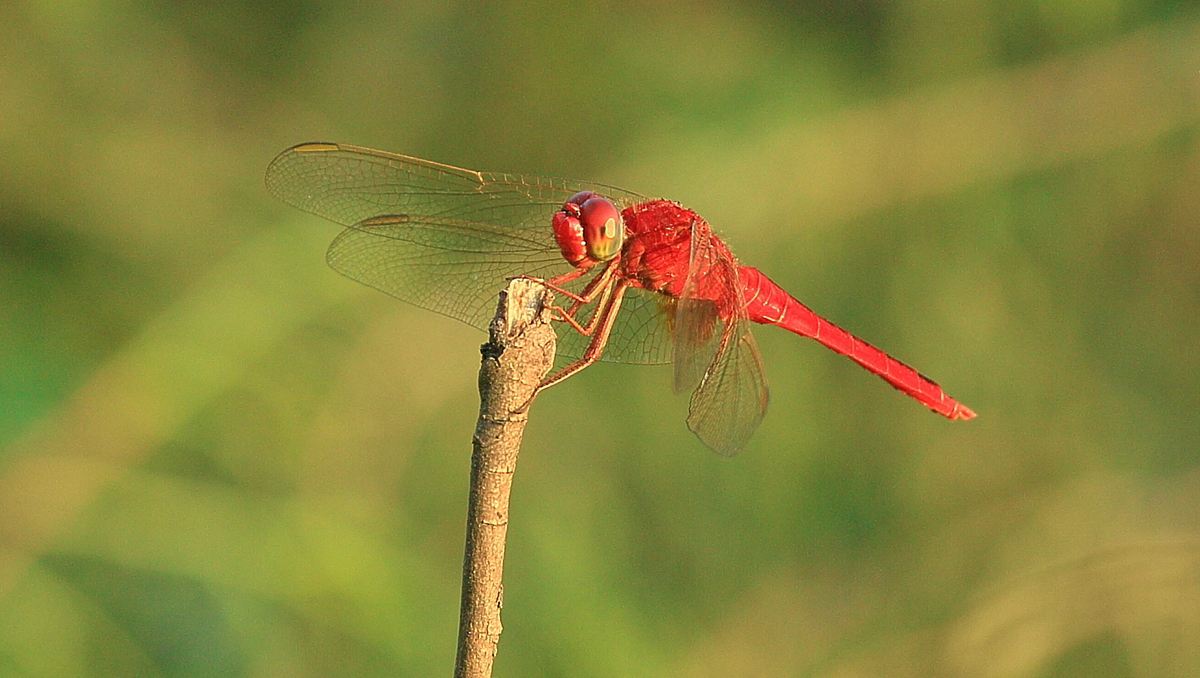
[{"xmin": 454, "ymin": 279, "xmax": 555, "ymax": 678}]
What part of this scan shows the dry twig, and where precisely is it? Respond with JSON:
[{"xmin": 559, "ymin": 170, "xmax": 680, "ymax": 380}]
[{"xmin": 454, "ymin": 279, "xmax": 556, "ymax": 678}]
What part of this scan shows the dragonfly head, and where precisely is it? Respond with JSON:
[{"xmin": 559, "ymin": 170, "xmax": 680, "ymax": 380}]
[{"xmin": 553, "ymin": 191, "xmax": 624, "ymax": 267}]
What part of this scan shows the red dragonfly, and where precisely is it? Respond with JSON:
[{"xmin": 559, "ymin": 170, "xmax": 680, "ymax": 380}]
[{"xmin": 266, "ymin": 142, "xmax": 974, "ymax": 455}]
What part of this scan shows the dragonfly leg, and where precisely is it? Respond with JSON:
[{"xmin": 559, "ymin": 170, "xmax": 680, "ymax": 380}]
[
  {"xmin": 513, "ymin": 260, "xmax": 618, "ymax": 306},
  {"xmin": 522, "ymin": 260, "xmax": 621, "ymax": 337},
  {"xmin": 546, "ymin": 278, "xmax": 615, "ymax": 337},
  {"xmin": 511, "ymin": 274, "xmax": 590, "ymax": 303},
  {"xmin": 546, "ymin": 267, "xmax": 591, "ymax": 286},
  {"xmin": 513, "ymin": 280, "xmax": 630, "ymax": 413}
]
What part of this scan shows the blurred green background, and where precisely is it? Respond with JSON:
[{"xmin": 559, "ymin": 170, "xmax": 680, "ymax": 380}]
[{"xmin": 3, "ymin": 0, "xmax": 1200, "ymax": 676}]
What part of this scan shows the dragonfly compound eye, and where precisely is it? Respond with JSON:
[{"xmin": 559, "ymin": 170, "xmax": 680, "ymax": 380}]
[
  {"xmin": 552, "ymin": 201, "xmax": 588, "ymax": 267},
  {"xmin": 579, "ymin": 196, "xmax": 623, "ymax": 261}
]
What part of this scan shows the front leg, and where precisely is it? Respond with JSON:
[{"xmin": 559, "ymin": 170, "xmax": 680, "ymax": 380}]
[
  {"xmin": 513, "ymin": 259, "xmax": 619, "ymax": 306},
  {"xmin": 513, "ymin": 280, "xmax": 632, "ymax": 413},
  {"xmin": 547, "ymin": 277, "xmax": 616, "ymax": 338},
  {"xmin": 515, "ymin": 260, "xmax": 621, "ymax": 337}
]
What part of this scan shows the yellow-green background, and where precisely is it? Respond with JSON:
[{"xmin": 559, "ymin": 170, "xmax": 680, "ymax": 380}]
[{"xmin": 3, "ymin": 1, "xmax": 1200, "ymax": 676}]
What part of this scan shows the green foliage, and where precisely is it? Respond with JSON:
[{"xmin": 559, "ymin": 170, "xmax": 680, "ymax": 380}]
[{"xmin": 3, "ymin": 0, "xmax": 1200, "ymax": 676}]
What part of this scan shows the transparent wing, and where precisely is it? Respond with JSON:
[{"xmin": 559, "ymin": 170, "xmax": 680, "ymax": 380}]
[
  {"xmin": 266, "ymin": 142, "xmax": 673, "ymax": 364},
  {"xmin": 687, "ymin": 319, "xmax": 769, "ymax": 456},
  {"xmin": 324, "ymin": 214, "xmax": 570, "ymax": 333},
  {"xmin": 266, "ymin": 142, "xmax": 648, "ymax": 232},
  {"xmin": 673, "ymin": 220, "xmax": 725, "ymax": 394},
  {"xmin": 674, "ymin": 222, "xmax": 770, "ymax": 456}
]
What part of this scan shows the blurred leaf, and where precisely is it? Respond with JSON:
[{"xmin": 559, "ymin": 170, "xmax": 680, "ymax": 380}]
[{"xmin": 41, "ymin": 553, "xmax": 246, "ymax": 678}]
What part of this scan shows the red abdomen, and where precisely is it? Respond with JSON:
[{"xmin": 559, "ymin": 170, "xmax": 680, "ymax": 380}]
[{"xmin": 739, "ymin": 266, "xmax": 975, "ymax": 420}]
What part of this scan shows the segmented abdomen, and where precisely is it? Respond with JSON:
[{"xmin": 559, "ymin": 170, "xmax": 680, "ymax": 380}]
[{"xmin": 739, "ymin": 266, "xmax": 975, "ymax": 420}]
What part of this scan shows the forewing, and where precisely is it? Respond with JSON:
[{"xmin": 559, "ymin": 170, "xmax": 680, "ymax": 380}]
[
  {"xmin": 265, "ymin": 142, "xmax": 647, "ymax": 229},
  {"xmin": 267, "ymin": 142, "xmax": 672, "ymax": 363}
]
